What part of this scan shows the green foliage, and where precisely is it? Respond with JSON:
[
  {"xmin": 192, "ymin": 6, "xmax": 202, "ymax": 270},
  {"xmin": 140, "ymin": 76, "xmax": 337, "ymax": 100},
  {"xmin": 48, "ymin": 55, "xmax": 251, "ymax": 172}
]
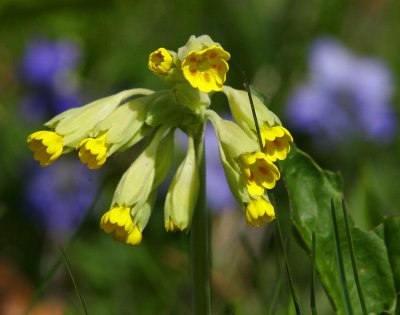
[{"xmin": 281, "ymin": 146, "xmax": 398, "ymax": 314}]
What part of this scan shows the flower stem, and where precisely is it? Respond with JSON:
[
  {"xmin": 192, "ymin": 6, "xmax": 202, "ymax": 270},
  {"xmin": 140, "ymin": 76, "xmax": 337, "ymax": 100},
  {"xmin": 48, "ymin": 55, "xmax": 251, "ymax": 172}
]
[{"xmin": 191, "ymin": 121, "xmax": 211, "ymax": 315}]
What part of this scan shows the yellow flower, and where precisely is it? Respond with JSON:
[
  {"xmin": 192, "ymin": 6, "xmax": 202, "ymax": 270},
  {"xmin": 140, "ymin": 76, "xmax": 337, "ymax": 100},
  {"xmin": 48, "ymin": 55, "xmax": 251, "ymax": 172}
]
[
  {"xmin": 77, "ymin": 133, "xmax": 108, "ymax": 170},
  {"xmin": 241, "ymin": 152, "xmax": 280, "ymax": 196},
  {"xmin": 261, "ymin": 125, "xmax": 293, "ymax": 161},
  {"xmin": 148, "ymin": 48, "xmax": 173, "ymax": 75},
  {"xmin": 182, "ymin": 46, "xmax": 230, "ymax": 93},
  {"xmin": 245, "ymin": 197, "xmax": 275, "ymax": 227},
  {"xmin": 27, "ymin": 131, "xmax": 64, "ymax": 166},
  {"xmin": 100, "ymin": 206, "xmax": 142, "ymax": 246}
]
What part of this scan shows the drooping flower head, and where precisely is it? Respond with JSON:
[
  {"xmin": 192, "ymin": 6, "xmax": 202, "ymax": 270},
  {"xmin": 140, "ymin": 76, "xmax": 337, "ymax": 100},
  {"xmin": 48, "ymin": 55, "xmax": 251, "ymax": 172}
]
[{"xmin": 27, "ymin": 35, "xmax": 294, "ymax": 246}]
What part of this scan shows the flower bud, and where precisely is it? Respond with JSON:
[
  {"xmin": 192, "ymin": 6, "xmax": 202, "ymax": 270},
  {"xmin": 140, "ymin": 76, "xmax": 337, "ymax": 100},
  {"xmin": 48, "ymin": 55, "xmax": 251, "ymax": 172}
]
[{"xmin": 164, "ymin": 131, "xmax": 199, "ymax": 231}]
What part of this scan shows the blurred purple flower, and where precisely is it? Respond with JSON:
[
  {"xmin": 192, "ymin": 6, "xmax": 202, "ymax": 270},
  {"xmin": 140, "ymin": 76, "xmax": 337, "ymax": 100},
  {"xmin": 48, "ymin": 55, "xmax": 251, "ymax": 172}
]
[
  {"xmin": 24, "ymin": 158, "xmax": 98, "ymax": 239},
  {"xmin": 20, "ymin": 37, "xmax": 81, "ymax": 119},
  {"xmin": 205, "ymin": 124, "xmax": 236, "ymax": 212},
  {"xmin": 286, "ymin": 38, "xmax": 396, "ymax": 143},
  {"xmin": 21, "ymin": 38, "xmax": 80, "ymax": 87}
]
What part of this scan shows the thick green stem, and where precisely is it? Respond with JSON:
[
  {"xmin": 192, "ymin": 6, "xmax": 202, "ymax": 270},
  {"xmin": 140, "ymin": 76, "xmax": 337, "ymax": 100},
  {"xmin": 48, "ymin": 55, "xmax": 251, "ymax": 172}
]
[{"xmin": 190, "ymin": 122, "xmax": 211, "ymax": 315}]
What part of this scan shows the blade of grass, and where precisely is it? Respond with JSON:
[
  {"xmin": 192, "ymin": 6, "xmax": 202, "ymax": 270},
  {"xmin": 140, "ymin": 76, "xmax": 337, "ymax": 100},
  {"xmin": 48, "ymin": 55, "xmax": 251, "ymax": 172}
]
[
  {"xmin": 242, "ymin": 72, "xmax": 264, "ymax": 151},
  {"xmin": 59, "ymin": 244, "xmax": 88, "ymax": 315},
  {"xmin": 331, "ymin": 199, "xmax": 353, "ymax": 315},
  {"xmin": 341, "ymin": 197, "xmax": 368, "ymax": 315},
  {"xmin": 275, "ymin": 210, "xmax": 302, "ymax": 315},
  {"xmin": 311, "ymin": 231, "xmax": 318, "ymax": 315},
  {"xmin": 268, "ymin": 238, "xmax": 286, "ymax": 315}
]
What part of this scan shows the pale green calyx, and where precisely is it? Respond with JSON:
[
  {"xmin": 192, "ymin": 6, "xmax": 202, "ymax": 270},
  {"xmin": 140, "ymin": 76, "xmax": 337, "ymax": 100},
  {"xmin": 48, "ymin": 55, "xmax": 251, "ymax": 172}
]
[
  {"xmin": 177, "ymin": 35, "xmax": 222, "ymax": 62},
  {"xmin": 172, "ymin": 83, "xmax": 211, "ymax": 111},
  {"xmin": 112, "ymin": 125, "xmax": 173, "ymax": 208},
  {"xmin": 90, "ymin": 93, "xmax": 158, "ymax": 155},
  {"xmin": 164, "ymin": 131, "xmax": 199, "ymax": 231},
  {"xmin": 206, "ymin": 110, "xmax": 259, "ymax": 158},
  {"xmin": 222, "ymin": 86, "xmax": 281, "ymax": 138},
  {"xmin": 45, "ymin": 88, "xmax": 154, "ymax": 148},
  {"xmin": 131, "ymin": 192, "xmax": 157, "ymax": 232},
  {"xmin": 144, "ymin": 90, "xmax": 199, "ymax": 127},
  {"xmin": 206, "ymin": 110, "xmax": 258, "ymax": 204}
]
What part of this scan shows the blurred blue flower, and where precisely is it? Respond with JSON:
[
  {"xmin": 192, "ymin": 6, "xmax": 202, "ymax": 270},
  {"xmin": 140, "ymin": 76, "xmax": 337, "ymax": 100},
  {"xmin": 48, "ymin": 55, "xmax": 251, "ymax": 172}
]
[
  {"xmin": 205, "ymin": 124, "xmax": 236, "ymax": 212},
  {"xmin": 21, "ymin": 38, "xmax": 80, "ymax": 88},
  {"xmin": 24, "ymin": 158, "xmax": 98, "ymax": 239},
  {"xmin": 286, "ymin": 38, "xmax": 396, "ymax": 143},
  {"xmin": 20, "ymin": 37, "xmax": 81, "ymax": 119}
]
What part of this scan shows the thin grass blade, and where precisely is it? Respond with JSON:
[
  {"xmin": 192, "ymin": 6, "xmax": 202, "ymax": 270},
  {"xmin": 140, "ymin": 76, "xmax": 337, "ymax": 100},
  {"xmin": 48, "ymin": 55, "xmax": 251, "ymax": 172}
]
[
  {"xmin": 60, "ymin": 244, "xmax": 88, "ymax": 315},
  {"xmin": 341, "ymin": 197, "xmax": 368, "ymax": 315},
  {"xmin": 331, "ymin": 199, "xmax": 353, "ymax": 315}
]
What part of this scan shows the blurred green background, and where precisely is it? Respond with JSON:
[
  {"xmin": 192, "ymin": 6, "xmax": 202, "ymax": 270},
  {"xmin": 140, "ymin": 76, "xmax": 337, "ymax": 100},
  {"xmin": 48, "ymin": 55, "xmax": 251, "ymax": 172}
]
[{"xmin": 0, "ymin": 0, "xmax": 399, "ymax": 314}]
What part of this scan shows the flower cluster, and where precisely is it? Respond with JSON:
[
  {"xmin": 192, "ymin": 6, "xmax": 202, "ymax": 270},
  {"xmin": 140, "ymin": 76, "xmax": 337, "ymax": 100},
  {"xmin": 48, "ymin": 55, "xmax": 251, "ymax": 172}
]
[
  {"xmin": 27, "ymin": 35, "xmax": 293, "ymax": 246},
  {"xmin": 286, "ymin": 38, "xmax": 396, "ymax": 143}
]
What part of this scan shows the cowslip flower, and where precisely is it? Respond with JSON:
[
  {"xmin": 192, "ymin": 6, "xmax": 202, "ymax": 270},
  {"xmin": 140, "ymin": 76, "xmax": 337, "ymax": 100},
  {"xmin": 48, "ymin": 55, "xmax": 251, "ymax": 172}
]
[
  {"xmin": 27, "ymin": 131, "xmax": 64, "ymax": 166},
  {"xmin": 286, "ymin": 37, "xmax": 396, "ymax": 143},
  {"xmin": 260, "ymin": 125, "xmax": 293, "ymax": 161},
  {"xmin": 245, "ymin": 195, "xmax": 275, "ymax": 227},
  {"xmin": 240, "ymin": 151, "xmax": 280, "ymax": 195},
  {"xmin": 28, "ymin": 35, "xmax": 294, "ymax": 246},
  {"xmin": 222, "ymin": 86, "xmax": 293, "ymax": 161},
  {"xmin": 27, "ymin": 88, "xmax": 153, "ymax": 167},
  {"xmin": 148, "ymin": 48, "xmax": 174, "ymax": 75},
  {"xmin": 100, "ymin": 127, "xmax": 174, "ymax": 245},
  {"xmin": 76, "ymin": 91, "xmax": 162, "ymax": 169},
  {"xmin": 100, "ymin": 206, "xmax": 143, "ymax": 246},
  {"xmin": 178, "ymin": 35, "xmax": 230, "ymax": 93}
]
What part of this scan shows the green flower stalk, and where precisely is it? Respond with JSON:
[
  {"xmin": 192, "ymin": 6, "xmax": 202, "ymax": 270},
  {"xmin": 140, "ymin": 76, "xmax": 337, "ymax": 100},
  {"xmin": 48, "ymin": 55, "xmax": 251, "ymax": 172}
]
[{"xmin": 27, "ymin": 34, "xmax": 293, "ymax": 244}]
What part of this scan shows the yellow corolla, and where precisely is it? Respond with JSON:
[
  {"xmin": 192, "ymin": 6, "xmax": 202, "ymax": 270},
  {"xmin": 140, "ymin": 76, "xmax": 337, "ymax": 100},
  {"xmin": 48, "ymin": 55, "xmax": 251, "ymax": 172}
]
[{"xmin": 182, "ymin": 45, "xmax": 230, "ymax": 93}]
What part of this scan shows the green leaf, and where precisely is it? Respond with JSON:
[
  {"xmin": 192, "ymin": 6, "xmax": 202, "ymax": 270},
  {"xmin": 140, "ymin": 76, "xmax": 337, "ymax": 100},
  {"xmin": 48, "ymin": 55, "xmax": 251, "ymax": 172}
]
[
  {"xmin": 280, "ymin": 146, "xmax": 396, "ymax": 314},
  {"xmin": 375, "ymin": 216, "xmax": 400, "ymax": 314}
]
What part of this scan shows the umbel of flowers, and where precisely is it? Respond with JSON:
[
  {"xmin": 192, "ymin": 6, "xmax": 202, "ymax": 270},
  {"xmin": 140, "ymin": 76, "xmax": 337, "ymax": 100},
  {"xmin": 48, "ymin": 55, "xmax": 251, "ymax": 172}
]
[{"xmin": 27, "ymin": 35, "xmax": 293, "ymax": 246}]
